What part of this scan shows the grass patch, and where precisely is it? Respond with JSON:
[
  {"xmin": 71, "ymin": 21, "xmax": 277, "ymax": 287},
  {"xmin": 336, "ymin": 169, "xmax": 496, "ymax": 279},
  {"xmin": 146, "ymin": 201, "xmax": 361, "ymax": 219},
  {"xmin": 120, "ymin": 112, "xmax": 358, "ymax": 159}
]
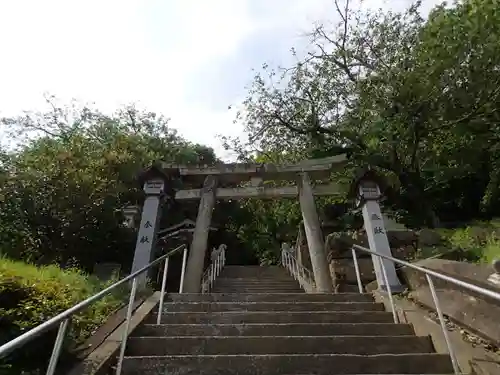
[{"xmin": 0, "ymin": 257, "xmax": 127, "ymax": 374}]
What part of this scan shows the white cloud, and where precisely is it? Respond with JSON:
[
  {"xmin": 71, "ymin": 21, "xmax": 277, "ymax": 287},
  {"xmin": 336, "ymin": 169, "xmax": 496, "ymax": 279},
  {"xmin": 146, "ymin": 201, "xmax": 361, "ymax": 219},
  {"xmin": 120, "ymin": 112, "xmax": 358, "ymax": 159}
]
[{"xmin": 0, "ymin": 0, "xmax": 442, "ymax": 160}]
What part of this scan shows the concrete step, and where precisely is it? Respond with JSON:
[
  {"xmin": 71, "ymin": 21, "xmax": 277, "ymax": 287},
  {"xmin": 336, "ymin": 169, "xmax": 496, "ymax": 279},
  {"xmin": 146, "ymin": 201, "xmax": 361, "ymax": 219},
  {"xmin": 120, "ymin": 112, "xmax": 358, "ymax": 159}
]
[
  {"xmin": 219, "ymin": 270, "xmax": 293, "ymax": 278},
  {"xmin": 213, "ymin": 281, "xmax": 301, "ymax": 286},
  {"xmin": 211, "ymin": 288, "xmax": 305, "ymax": 292},
  {"xmin": 212, "ymin": 283, "xmax": 302, "ymax": 289},
  {"xmin": 212, "ymin": 282, "xmax": 302, "ymax": 287},
  {"xmin": 214, "ymin": 277, "xmax": 298, "ymax": 282},
  {"xmin": 217, "ymin": 277, "xmax": 295, "ymax": 281},
  {"xmin": 149, "ymin": 311, "xmax": 394, "ymax": 324},
  {"xmin": 211, "ymin": 289, "xmax": 305, "ymax": 293},
  {"xmin": 211, "ymin": 286, "xmax": 304, "ymax": 290},
  {"xmin": 126, "ymin": 335, "xmax": 435, "ymax": 356},
  {"xmin": 166, "ymin": 293, "xmax": 374, "ymax": 303},
  {"xmin": 162, "ymin": 302, "xmax": 385, "ymax": 312},
  {"xmin": 212, "ymin": 288, "xmax": 305, "ymax": 294},
  {"xmin": 133, "ymin": 323, "xmax": 415, "ymax": 337},
  {"xmin": 120, "ymin": 353, "xmax": 454, "ymax": 374}
]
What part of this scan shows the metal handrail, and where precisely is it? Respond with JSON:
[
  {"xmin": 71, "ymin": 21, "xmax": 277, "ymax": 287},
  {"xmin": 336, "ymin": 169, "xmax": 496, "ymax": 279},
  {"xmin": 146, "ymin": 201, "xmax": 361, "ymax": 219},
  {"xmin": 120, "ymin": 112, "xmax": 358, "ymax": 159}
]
[
  {"xmin": 0, "ymin": 244, "xmax": 187, "ymax": 375},
  {"xmin": 281, "ymin": 249, "xmax": 316, "ymax": 290},
  {"xmin": 201, "ymin": 246, "xmax": 226, "ymax": 293},
  {"xmin": 351, "ymin": 244, "xmax": 500, "ymax": 375}
]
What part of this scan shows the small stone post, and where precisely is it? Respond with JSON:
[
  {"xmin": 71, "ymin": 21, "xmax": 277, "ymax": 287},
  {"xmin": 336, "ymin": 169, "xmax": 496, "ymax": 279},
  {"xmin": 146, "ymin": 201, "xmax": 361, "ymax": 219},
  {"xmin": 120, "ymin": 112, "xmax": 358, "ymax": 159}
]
[
  {"xmin": 487, "ymin": 259, "xmax": 500, "ymax": 286},
  {"xmin": 122, "ymin": 205, "xmax": 140, "ymax": 229},
  {"xmin": 184, "ymin": 175, "xmax": 218, "ymax": 293},
  {"xmin": 298, "ymin": 172, "xmax": 334, "ymax": 293},
  {"xmin": 356, "ymin": 175, "xmax": 403, "ymax": 292},
  {"xmin": 131, "ymin": 178, "xmax": 165, "ymax": 288}
]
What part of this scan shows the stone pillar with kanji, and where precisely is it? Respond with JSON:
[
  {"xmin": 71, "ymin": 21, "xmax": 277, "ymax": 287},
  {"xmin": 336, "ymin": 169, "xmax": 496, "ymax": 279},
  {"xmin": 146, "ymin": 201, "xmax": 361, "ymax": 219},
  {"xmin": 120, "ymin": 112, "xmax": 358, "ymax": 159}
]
[
  {"xmin": 353, "ymin": 170, "xmax": 403, "ymax": 292},
  {"xmin": 131, "ymin": 167, "xmax": 168, "ymax": 288}
]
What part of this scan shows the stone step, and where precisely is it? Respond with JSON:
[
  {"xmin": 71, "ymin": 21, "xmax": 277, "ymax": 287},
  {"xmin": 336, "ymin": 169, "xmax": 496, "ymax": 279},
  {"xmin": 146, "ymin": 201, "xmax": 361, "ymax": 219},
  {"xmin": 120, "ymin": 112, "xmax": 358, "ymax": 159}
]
[
  {"xmin": 212, "ymin": 282, "xmax": 302, "ymax": 287},
  {"xmin": 133, "ymin": 322, "xmax": 415, "ymax": 337},
  {"xmin": 211, "ymin": 289, "xmax": 305, "ymax": 293},
  {"xmin": 126, "ymin": 335, "xmax": 434, "ymax": 356},
  {"xmin": 211, "ymin": 285, "xmax": 304, "ymax": 290},
  {"xmin": 120, "ymin": 353, "xmax": 454, "ymax": 374},
  {"xmin": 220, "ymin": 269, "xmax": 291, "ymax": 277},
  {"xmin": 211, "ymin": 287, "xmax": 304, "ymax": 291},
  {"xmin": 209, "ymin": 291, "xmax": 306, "ymax": 294},
  {"xmin": 162, "ymin": 302, "xmax": 385, "ymax": 312},
  {"xmin": 149, "ymin": 311, "xmax": 394, "ymax": 324},
  {"xmin": 217, "ymin": 276, "xmax": 295, "ymax": 282},
  {"xmin": 217, "ymin": 274, "xmax": 295, "ymax": 281},
  {"xmin": 212, "ymin": 283, "xmax": 302, "ymax": 289},
  {"xmin": 166, "ymin": 293, "xmax": 374, "ymax": 303},
  {"xmin": 214, "ymin": 277, "xmax": 298, "ymax": 282}
]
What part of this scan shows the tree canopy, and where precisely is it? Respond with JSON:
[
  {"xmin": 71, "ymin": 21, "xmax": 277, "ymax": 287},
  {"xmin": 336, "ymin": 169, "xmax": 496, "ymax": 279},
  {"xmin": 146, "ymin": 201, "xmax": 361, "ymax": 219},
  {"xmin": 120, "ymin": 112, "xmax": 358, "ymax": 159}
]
[
  {"xmin": 228, "ymin": 0, "xmax": 500, "ymax": 231},
  {"xmin": 2, "ymin": 0, "xmax": 500, "ymax": 268},
  {"xmin": 0, "ymin": 97, "xmax": 218, "ymax": 270}
]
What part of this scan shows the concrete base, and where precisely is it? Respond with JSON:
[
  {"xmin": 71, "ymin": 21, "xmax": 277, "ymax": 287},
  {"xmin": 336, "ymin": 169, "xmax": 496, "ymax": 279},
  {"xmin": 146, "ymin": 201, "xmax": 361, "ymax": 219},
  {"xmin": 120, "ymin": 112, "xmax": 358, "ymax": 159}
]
[
  {"xmin": 373, "ymin": 289, "xmax": 500, "ymax": 375},
  {"xmin": 378, "ymin": 284, "xmax": 406, "ymax": 294}
]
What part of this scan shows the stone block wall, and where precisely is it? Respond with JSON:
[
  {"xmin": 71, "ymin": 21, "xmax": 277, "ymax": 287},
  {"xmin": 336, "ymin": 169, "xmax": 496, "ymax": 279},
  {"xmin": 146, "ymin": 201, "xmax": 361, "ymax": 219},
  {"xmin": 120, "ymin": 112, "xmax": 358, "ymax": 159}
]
[{"xmin": 325, "ymin": 229, "xmax": 422, "ymax": 289}]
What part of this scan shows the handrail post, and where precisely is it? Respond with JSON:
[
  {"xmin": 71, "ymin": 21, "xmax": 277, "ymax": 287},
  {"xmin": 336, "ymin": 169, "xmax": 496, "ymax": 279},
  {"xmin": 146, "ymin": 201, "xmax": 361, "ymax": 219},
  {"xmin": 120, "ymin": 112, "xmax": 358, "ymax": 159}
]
[
  {"xmin": 179, "ymin": 246, "xmax": 188, "ymax": 293},
  {"xmin": 351, "ymin": 248, "xmax": 364, "ymax": 293},
  {"xmin": 45, "ymin": 318, "xmax": 69, "ymax": 375},
  {"xmin": 211, "ymin": 263, "xmax": 215, "ymax": 288},
  {"xmin": 378, "ymin": 256, "xmax": 398, "ymax": 323},
  {"xmin": 426, "ymin": 275, "xmax": 460, "ymax": 375},
  {"xmin": 156, "ymin": 256, "xmax": 169, "ymax": 325},
  {"xmin": 116, "ymin": 278, "xmax": 138, "ymax": 375}
]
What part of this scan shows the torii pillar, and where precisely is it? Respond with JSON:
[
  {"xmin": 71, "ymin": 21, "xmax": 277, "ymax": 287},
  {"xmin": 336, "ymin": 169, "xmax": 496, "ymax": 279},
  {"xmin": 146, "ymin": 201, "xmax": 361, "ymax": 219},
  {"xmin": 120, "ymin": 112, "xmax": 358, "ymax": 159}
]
[
  {"xmin": 183, "ymin": 175, "xmax": 217, "ymax": 293},
  {"xmin": 298, "ymin": 172, "xmax": 334, "ymax": 293}
]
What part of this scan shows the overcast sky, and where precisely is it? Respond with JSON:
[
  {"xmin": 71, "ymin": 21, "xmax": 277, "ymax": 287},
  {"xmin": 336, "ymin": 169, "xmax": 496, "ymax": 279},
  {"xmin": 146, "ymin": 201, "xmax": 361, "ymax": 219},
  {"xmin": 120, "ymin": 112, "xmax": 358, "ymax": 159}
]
[{"xmin": 0, "ymin": 0, "xmax": 442, "ymax": 160}]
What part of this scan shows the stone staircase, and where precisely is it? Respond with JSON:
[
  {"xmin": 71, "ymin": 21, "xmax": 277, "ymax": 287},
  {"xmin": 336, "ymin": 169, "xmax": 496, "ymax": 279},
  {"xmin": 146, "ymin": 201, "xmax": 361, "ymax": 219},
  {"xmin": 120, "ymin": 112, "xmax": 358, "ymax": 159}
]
[{"xmin": 122, "ymin": 266, "xmax": 455, "ymax": 374}]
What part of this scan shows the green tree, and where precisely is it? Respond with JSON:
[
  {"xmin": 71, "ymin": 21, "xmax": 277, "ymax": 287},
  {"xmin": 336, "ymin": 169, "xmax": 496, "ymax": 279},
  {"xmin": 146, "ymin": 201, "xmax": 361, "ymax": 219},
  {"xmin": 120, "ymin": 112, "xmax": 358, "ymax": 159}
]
[
  {"xmin": 0, "ymin": 97, "xmax": 217, "ymax": 270},
  {"xmin": 231, "ymin": 0, "xmax": 500, "ymax": 228}
]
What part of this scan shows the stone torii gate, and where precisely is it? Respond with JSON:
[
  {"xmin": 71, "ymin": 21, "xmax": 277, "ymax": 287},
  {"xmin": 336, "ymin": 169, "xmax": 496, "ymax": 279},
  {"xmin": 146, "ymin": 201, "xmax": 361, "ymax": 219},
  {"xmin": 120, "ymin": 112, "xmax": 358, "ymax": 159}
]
[{"xmin": 132, "ymin": 155, "xmax": 347, "ymax": 293}]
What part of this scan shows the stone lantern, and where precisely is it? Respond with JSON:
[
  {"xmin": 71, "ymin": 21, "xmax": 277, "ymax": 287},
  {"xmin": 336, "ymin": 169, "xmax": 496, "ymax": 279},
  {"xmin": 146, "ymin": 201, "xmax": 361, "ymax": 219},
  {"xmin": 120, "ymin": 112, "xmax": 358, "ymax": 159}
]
[{"xmin": 122, "ymin": 205, "xmax": 141, "ymax": 229}]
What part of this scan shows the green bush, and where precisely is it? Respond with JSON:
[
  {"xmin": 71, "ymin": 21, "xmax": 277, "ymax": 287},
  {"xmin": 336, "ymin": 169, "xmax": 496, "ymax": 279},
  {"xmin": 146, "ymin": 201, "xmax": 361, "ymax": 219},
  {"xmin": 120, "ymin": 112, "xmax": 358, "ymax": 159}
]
[
  {"xmin": 444, "ymin": 220, "xmax": 500, "ymax": 263},
  {"xmin": 0, "ymin": 257, "xmax": 126, "ymax": 374}
]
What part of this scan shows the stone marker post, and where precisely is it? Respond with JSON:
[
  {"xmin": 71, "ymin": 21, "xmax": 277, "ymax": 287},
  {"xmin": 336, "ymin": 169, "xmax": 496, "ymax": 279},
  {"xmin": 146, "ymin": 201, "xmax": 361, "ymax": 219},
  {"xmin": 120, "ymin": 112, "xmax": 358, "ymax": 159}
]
[
  {"xmin": 131, "ymin": 178, "xmax": 165, "ymax": 288},
  {"xmin": 358, "ymin": 180, "xmax": 403, "ymax": 292},
  {"xmin": 298, "ymin": 172, "xmax": 334, "ymax": 293}
]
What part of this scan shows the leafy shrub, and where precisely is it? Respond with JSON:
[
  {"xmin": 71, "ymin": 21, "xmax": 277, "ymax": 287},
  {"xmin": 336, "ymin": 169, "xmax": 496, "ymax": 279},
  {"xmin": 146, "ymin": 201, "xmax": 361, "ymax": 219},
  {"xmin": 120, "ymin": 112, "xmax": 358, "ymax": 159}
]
[
  {"xmin": 445, "ymin": 220, "xmax": 500, "ymax": 263},
  {"xmin": 0, "ymin": 257, "xmax": 126, "ymax": 374}
]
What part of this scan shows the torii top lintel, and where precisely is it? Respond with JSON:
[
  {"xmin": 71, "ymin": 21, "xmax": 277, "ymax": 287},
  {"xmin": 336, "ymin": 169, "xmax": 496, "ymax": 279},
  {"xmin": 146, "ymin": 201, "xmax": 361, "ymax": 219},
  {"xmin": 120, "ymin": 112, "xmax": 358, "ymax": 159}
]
[{"xmin": 159, "ymin": 154, "xmax": 347, "ymax": 185}]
